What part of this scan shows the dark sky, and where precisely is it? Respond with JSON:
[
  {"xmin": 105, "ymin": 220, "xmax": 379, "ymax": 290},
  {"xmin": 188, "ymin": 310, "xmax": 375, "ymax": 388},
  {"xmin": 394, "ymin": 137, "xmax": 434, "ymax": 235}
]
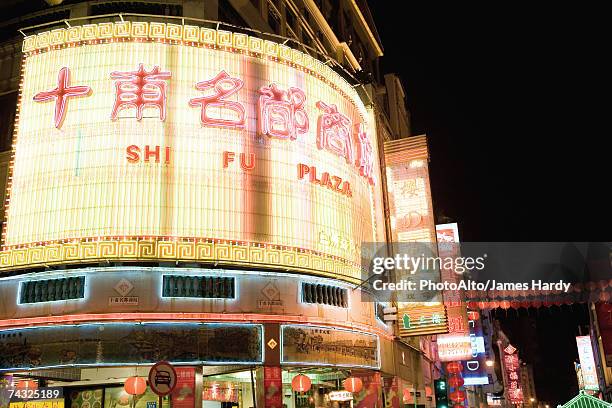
[
  {"xmin": 367, "ymin": 3, "xmax": 604, "ymax": 406},
  {"xmin": 367, "ymin": 3, "xmax": 605, "ymax": 242}
]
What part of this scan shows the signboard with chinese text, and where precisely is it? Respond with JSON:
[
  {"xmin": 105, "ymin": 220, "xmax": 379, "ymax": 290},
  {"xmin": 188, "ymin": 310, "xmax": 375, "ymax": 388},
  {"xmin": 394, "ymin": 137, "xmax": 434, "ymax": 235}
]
[
  {"xmin": 171, "ymin": 367, "xmax": 195, "ymax": 408},
  {"xmin": 9, "ymin": 400, "xmax": 64, "ymax": 408},
  {"xmin": 202, "ymin": 381, "xmax": 238, "ymax": 403},
  {"xmin": 576, "ymin": 336, "xmax": 599, "ymax": 391},
  {"xmin": 281, "ymin": 325, "xmax": 379, "ymax": 368},
  {"xmin": 503, "ymin": 344, "xmax": 524, "ymax": 405},
  {"xmin": 384, "ymin": 137, "xmax": 435, "ymax": 243},
  {"xmin": 397, "ymin": 303, "xmax": 448, "ymax": 337},
  {"xmin": 436, "ymin": 222, "xmax": 469, "ymax": 338},
  {"xmin": 2, "ymin": 22, "xmax": 384, "ymax": 282},
  {"xmin": 436, "ymin": 222, "xmax": 471, "ymax": 360}
]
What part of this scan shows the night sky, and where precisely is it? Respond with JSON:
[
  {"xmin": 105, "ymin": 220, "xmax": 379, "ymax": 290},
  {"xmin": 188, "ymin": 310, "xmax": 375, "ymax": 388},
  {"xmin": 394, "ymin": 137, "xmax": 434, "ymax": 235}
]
[{"xmin": 367, "ymin": 3, "xmax": 604, "ymax": 406}]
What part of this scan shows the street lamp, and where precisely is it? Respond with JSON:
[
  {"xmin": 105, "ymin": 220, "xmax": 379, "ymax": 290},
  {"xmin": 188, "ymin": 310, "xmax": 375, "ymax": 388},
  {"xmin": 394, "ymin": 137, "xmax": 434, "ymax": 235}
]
[{"xmin": 485, "ymin": 360, "xmax": 494, "ymax": 367}]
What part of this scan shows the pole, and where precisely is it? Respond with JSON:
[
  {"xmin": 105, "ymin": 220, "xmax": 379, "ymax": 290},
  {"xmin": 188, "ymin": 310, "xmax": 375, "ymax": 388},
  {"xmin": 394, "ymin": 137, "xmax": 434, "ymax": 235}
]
[
  {"xmin": 158, "ymin": 396, "xmax": 162, "ymax": 408},
  {"xmin": 250, "ymin": 368, "xmax": 257, "ymax": 408}
]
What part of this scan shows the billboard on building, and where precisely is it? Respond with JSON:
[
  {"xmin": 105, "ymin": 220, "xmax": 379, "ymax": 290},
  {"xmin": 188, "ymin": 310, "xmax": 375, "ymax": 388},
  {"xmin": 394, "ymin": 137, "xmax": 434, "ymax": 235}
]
[
  {"xmin": 1, "ymin": 22, "xmax": 385, "ymax": 281},
  {"xmin": 436, "ymin": 222, "xmax": 471, "ymax": 360},
  {"xmin": 576, "ymin": 336, "xmax": 599, "ymax": 391},
  {"xmin": 503, "ymin": 344, "xmax": 524, "ymax": 405}
]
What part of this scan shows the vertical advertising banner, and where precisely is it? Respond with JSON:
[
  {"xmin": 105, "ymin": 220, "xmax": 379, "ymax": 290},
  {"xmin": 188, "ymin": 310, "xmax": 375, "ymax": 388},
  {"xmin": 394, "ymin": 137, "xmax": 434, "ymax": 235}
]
[
  {"xmin": 172, "ymin": 367, "xmax": 195, "ymax": 408},
  {"xmin": 461, "ymin": 309, "xmax": 488, "ymax": 385},
  {"xmin": 384, "ymin": 136, "xmax": 436, "ymax": 243},
  {"xmin": 436, "ymin": 222, "xmax": 471, "ymax": 361},
  {"xmin": 576, "ymin": 336, "xmax": 599, "ymax": 391},
  {"xmin": 503, "ymin": 345, "xmax": 523, "ymax": 405},
  {"xmin": 263, "ymin": 367, "xmax": 282, "ymax": 408}
]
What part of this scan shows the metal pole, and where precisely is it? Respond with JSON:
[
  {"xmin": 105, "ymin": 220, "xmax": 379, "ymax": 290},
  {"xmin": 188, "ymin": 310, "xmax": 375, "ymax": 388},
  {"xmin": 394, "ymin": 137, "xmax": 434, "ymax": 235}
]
[{"xmin": 250, "ymin": 368, "xmax": 257, "ymax": 408}]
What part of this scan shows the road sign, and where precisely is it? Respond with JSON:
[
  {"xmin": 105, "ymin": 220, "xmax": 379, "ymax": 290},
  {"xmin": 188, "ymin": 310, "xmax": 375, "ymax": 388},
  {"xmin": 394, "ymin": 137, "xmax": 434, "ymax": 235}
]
[{"xmin": 148, "ymin": 361, "xmax": 177, "ymax": 396}]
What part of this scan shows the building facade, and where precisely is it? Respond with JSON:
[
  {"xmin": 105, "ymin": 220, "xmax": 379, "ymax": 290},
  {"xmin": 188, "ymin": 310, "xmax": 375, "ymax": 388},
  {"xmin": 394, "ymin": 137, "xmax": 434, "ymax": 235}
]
[{"xmin": 0, "ymin": 2, "xmax": 437, "ymax": 408}]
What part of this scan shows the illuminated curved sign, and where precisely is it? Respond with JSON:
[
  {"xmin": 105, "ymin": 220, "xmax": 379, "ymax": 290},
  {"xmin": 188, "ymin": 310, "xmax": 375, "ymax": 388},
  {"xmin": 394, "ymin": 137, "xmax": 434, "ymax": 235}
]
[{"xmin": 1, "ymin": 22, "xmax": 384, "ymax": 281}]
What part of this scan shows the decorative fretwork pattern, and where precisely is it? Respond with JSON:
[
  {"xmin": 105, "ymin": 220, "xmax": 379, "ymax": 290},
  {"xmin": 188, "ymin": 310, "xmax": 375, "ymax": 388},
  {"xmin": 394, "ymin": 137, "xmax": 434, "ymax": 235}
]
[{"xmin": 0, "ymin": 239, "xmax": 361, "ymax": 283}]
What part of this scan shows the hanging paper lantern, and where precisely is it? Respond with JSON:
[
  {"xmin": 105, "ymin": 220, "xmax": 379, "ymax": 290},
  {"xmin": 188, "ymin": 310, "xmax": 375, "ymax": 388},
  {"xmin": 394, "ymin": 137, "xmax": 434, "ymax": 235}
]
[
  {"xmin": 343, "ymin": 377, "xmax": 363, "ymax": 393},
  {"xmin": 446, "ymin": 362, "xmax": 463, "ymax": 374},
  {"xmin": 124, "ymin": 376, "xmax": 147, "ymax": 395},
  {"xmin": 449, "ymin": 390, "xmax": 466, "ymax": 403},
  {"xmin": 425, "ymin": 386, "xmax": 433, "ymax": 397},
  {"xmin": 16, "ymin": 380, "xmax": 37, "ymax": 390},
  {"xmin": 291, "ymin": 375, "xmax": 312, "ymax": 392},
  {"xmin": 448, "ymin": 376, "xmax": 464, "ymax": 388},
  {"xmin": 454, "ymin": 405, "xmax": 464, "ymax": 408}
]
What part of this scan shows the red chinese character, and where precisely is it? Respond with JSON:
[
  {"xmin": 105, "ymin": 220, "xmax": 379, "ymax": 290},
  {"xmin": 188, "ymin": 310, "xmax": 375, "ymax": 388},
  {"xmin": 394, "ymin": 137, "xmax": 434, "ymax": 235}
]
[
  {"xmin": 189, "ymin": 71, "xmax": 245, "ymax": 128},
  {"xmin": 258, "ymin": 83, "xmax": 308, "ymax": 140},
  {"xmin": 33, "ymin": 67, "xmax": 91, "ymax": 129},
  {"xmin": 316, "ymin": 101, "xmax": 353, "ymax": 164},
  {"xmin": 447, "ymin": 315, "xmax": 465, "ymax": 333},
  {"xmin": 355, "ymin": 123, "xmax": 375, "ymax": 185},
  {"xmin": 110, "ymin": 63, "xmax": 171, "ymax": 121}
]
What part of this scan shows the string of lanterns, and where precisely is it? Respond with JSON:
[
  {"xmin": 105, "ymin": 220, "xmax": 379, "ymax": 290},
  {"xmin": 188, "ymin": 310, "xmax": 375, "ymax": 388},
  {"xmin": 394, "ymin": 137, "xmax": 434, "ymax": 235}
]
[
  {"xmin": 446, "ymin": 362, "xmax": 466, "ymax": 407},
  {"xmin": 290, "ymin": 374, "xmax": 364, "ymax": 394}
]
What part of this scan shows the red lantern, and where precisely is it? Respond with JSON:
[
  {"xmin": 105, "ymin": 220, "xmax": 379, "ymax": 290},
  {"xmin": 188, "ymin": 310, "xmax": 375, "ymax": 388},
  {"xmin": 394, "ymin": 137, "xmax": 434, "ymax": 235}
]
[
  {"xmin": 343, "ymin": 377, "xmax": 363, "ymax": 393},
  {"xmin": 449, "ymin": 390, "xmax": 466, "ymax": 403},
  {"xmin": 124, "ymin": 376, "xmax": 147, "ymax": 395},
  {"xmin": 466, "ymin": 311, "xmax": 480, "ymax": 321},
  {"xmin": 291, "ymin": 374, "xmax": 312, "ymax": 393},
  {"xmin": 448, "ymin": 376, "xmax": 464, "ymax": 388},
  {"xmin": 454, "ymin": 405, "xmax": 464, "ymax": 408},
  {"xmin": 446, "ymin": 362, "xmax": 463, "ymax": 374},
  {"xmin": 16, "ymin": 380, "xmax": 37, "ymax": 390}
]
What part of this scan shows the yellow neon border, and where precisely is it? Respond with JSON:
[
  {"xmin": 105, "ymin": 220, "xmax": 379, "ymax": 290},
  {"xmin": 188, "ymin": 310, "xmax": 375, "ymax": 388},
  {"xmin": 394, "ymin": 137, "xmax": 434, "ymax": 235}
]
[{"xmin": 0, "ymin": 238, "xmax": 361, "ymax": 282}]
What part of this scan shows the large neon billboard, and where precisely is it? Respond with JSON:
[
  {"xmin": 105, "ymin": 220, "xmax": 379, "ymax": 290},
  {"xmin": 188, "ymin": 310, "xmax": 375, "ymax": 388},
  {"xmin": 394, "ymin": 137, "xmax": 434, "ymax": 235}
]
[{"xmin": 0, "ymin": 22, "xmax": 384, "ymax": 281}]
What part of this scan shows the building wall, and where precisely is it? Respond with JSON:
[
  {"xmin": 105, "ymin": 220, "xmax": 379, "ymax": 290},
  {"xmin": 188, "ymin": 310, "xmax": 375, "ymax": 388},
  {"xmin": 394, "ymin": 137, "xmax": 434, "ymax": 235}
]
[{"xmin": 0, "ymin": 4, "xmax": 430, "ymax": 402}]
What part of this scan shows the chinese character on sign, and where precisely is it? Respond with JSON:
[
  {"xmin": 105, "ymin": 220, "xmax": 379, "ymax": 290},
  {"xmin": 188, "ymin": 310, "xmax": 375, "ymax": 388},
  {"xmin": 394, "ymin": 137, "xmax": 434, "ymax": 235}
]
[
  {"xmin": 448, "ymin": 315, "xmax": 466, "ymax": 333},
  {"xmin": 258, "ymin": 83, "xmax": 308, "ymax": 140},
  {"xmin": 34, "ymin": 67, "xmax": 92, "ymax": 128},
  {"xmin": 355, "ymin": 123, "xmax": 375, "ymax": 185},
  {"xmin": 316, "ymin": 101, "xmax": 353, "ymax": 164},
  {"xmin": 110, "ymin": 63, "xmax": 171, "ymax": 121},
  {"xmin": 431, "ymin": 313, "xmax": 442, "ymax": 325},
  {"xmin": 189, "ymin": 70, "xmax": 245, "ymax": 128}
]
